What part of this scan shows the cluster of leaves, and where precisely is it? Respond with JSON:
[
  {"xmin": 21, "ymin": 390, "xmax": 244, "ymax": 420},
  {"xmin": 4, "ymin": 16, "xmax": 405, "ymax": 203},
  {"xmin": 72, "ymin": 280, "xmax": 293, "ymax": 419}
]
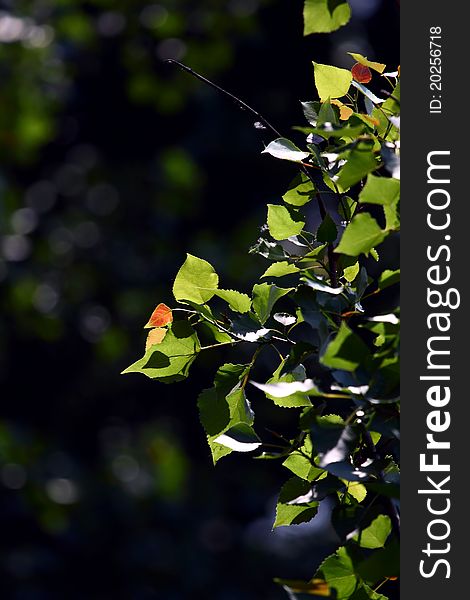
[{"xmin": 124, "ymin": 2, "xmax": 400, "ymax": 599}]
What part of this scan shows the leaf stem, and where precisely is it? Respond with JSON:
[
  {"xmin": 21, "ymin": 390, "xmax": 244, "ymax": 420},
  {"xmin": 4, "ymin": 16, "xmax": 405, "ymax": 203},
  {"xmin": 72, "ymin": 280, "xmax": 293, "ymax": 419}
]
[
  {"xmin": 200, "ymin": 340, "xmax": 242, "ymax": 351},
  {"xmin": 373, "ymin": 578, "xmax": 389, "ymax": 593}
]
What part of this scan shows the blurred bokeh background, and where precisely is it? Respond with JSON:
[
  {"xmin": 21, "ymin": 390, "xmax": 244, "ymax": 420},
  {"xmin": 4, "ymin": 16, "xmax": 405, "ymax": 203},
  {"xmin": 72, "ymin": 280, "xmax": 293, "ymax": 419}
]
[{"xmin": 0, "ymin": 1, "xmax": 399, "ymax": 598}]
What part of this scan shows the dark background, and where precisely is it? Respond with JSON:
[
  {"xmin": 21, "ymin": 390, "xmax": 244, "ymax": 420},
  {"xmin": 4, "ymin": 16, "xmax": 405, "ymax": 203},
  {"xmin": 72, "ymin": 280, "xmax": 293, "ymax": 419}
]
[{"xmin": 0, "ymin": 1, "xmax": 399, "ymax": 598}]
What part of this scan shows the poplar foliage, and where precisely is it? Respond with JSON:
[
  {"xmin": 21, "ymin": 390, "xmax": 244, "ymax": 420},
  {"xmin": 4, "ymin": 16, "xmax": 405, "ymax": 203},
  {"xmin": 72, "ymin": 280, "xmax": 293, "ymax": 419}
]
[{"xmin": 125, "ymin": 2, "xmax": 400, "ymax": 597}]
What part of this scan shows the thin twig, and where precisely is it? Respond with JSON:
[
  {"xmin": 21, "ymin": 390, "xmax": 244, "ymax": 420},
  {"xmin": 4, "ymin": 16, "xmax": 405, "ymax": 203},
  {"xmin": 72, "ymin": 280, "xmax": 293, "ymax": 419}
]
[
  {"xmin": 165, "ymin": 59, "xmax": 282, "ymax": 138},
  {"xmin": 165, "ymin": 59, "xmax": 340, "ymax": 290}
]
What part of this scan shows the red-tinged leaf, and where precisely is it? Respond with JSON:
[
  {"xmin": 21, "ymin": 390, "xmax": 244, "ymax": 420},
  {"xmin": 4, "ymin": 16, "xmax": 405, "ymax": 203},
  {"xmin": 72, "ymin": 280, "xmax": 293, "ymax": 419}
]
[
  {"xmin": 145, "ymin": 327, "xmax": 167, "ymax": 350},
  {"xmin": 145, "ymin": 303, "xmax": 173, "ymax": 328},
  {"xmin": 352, "ymin": 63, "xmax": 372, "ymax": 84}
]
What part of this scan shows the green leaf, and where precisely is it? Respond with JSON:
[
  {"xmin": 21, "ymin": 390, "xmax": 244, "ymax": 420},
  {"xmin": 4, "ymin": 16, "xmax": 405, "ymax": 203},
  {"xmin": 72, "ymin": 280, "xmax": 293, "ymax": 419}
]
[
  {"xmin": 383, "ymin": 81, "xmax": 400, "ymax": 114},
  {"xmin": 318, "ymin": 546, "xmax": 359, "ymax": 599},
  {"xmin": 253, "ymin": 362, "xmax": 314, "ymax": 408},
  {"xmin": 336, "ymin": 144, "xmax": 378, "ymax": 191},
  {"xmin": 347, "ymin": 53, "xmax": 386, "ymax": 74},
  {"xmin": 214, "ymin": 289, "xmax": 251, "ymax": 313},
  {"xmin": 321, "ymin": 322, "xmax": 369, "ymax": 371},
  {"xmin": 357, "ymin": 538, "xmax": 400, "ymax": 584},
  {"xmin": 310, "ymin": 416, "xmax": 358, "ymax": 468},
  {"xmin": 343, "ymin": 262, "xmax": 360, "ymax": 282},
  {"xmin": 274, "ymin": 476, "xmax": 318, "ymax": 528},
  {"xmin": 317, "ymin": 98, "xmax": 339, "ymax": 126},
  {"xmin": 346, "ymin": 481, "xmax": 367, "ymax": 503},
  {"xmin": 283, "ymin": 435, "xmax": 325, "ymax": 481},
  {"xmin": 304, "ymin": 0, "xmax": 351, "ymax": 35},
  {"xmin": 353, "ymin": 514, "xmax": 392, "ymax": 549},
  {"xmin": 299, "ymin": 243, "xmax": 328, "ymax": 261},
  {"xmin": 301, "ymin": 100, "xmax": 320, "ymax": 126},
  {"xmin": 378, "ymin": 269, "xmax": 400, "ymax": 290},
  {"xmin": 317, "ymin": 213, "xmax": 337, "ymax": 243},
  {"xmin": 336, "ymin": 213, "xmax": 386, "ymax": 257},
  {"xmin": 267, "ymin": 204, "xmax": 305, "ymax": 241},
  {"xmin": 197, "ymin": 321, "xmax": 232, "ymax": 344},
  {"xmin": 383, "ymin": 201, "xmax": 400, "ymax": 230},
  {"xmin": 313, "ymin": 62, "xmax": 352, "ymax": 102},
  {"xmin": 351, "ymin": 80, "xmax": 386, "ymax": 104},
  {"xmin": 302, "ymin": 276, "xmax": 344, "ymax": 295},
  {"xmin": 261, "ymin": 261, "xmax": 300, "ymax": 279},
  {"xmin": 360, "ymin": 174, "xmax": 400, "ymax": 231},
  {"xmin": 214, "ymin": 422, "xmax": 261, "ymax": 453},
  {"xmin": 283, "ymin": 453, "xmax": 325, "ymax": 482},
  {"xmin": 173, "ymin": 254, "xmax": 219, "ymax": 304},
  {"xmin": 359, "ymin": 174, "xmax": 400, "ymax": 207},
  {"xmin": 197, "ymin": 364, "xmax": 252, "ymax": 464},
  {"xmin": 122, "ymin": 321, "xmax": 200, "ymax": 382},
  {"xmin": 252, "ymin": 283, "xmax": 293, "ymax": 325},
  {"xmin": 296, "ymin": 124, "xmax": 366, "ymax": 140},
  {"xmin": 282, "ymin": 172, "xmax": 315, "ymax": 206},
  {"xmin": 262, "ymin": 138, "xmax": 310, "ymax": 162}
]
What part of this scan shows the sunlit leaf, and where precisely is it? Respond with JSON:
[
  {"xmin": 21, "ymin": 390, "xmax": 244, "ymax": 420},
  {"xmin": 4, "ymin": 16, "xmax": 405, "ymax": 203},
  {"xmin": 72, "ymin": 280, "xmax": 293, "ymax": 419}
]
[
  {"xmin": 215, "ymin": 289, "xmax": 251, "ymax": 313},
  {"xmin": 214, "ymin": 422, "xmax": 261, "ymax": 452},
  {"xmin": 359, "ymin": 174, "xmax": 400, "ymax": 207},
  {"xmin": 351, "ymin": 63, "xmax": 372, "ymax": 84},
  {"xmin": 302, "ymin": 276, "xmax": 344, "ymax": 295},
  {"xmin": 346, "ymin": 481, "xmax": 367, "ymax": 503},
  {"xmin": 122, "ymin": 321, "xmax": 200, "ymax": 382},
  {"xmin": 331, "ymin": 99, "xmax": 354, "ymax": 120},
  {"xmin": 198, "ymin": 364, "xmax": 251, "ymax": 464},
  {"xmin": 335, "ymin": 213, "xmax": 386, "ymax": 257},
  {"xmin": 351, "ymin": 81, "xmax": 386, "ymax": 104},
  {"xmin": 145, "ymin": 303, "xmax": 173, "ymax": 328},
  {"xmin": 343, "ymin": 262, "xmax": 360, "ymax": 282},
  {"xmin": 173, "ymin": 254, "xmax": 219, "ymax": 304},
  {"xmin": 313, "ymin": 62, "xmax": 352, "ymax": 102},
  {"xmin": 283, "ymin": 172, "xmax": 315, "ymax": 206},
  {"xmin": 145, "ymin": 327, "xmax": 167, "ymax": 350},
  {"xmin": 274, "ymin": 476, "xmax": 318, "ymax": 528},
  {"xmin": 262, "ymin": 138, "xmax": 310, "ymax": 162},
  {"xmin": 321, "ymin": 322, "xmax": 369, "ymax": 371},
  {"xmin": 267, "ymin": 204, "xmax": 305, "ymax": 241},
  {"xmin": 353, "ymin": 514, "xmax": 392, "ymax": 549},
  {"xmin": 261, "ymin": 261, "xmax": 300, "ymax": 279},
  {"xmin": 304, "ymin": 0, "xmax": 351, "ymax": 35},
  {"xmin": 336, "ymin": 143, "xmax": 378, "ymax": 190},
  {"xmin": 348, "ymin": 53, "xmax": 386, "ymax": 74},
  {"xmin": 317, "ymin": 546, "xmax": 358, "ymax": 599},
  {"xmin": 251, "ymin": 378, "xmax": 317, "ymax": 398},
  {"xmin": 252, "ymin": 283, "xmax": 293, "ymax": 325},
  {"xmin": 283, "ymin": 435, "xmax": 325, "ymax": 481}
]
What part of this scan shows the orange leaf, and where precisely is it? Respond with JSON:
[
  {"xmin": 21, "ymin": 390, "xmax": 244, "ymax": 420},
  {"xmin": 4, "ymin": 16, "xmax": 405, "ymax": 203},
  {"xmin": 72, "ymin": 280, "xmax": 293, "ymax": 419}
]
[
  {"xmin": 145, "ymin": 303, "xmax": 173, "ymax": 328},
  {"xmin": 352, "ymin": 62, "xmax": 372, "ymax": 84},
  {"xmin": 330, "ymin": 99, "xmax": 353, "ymax": 121},
  {"xmin": 339, "ymin": 105, "xmax": 353, "ymax": 120},
  {"xmin": 145, "ymin": 327, "xmax": 167, "ymax": 350}
]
